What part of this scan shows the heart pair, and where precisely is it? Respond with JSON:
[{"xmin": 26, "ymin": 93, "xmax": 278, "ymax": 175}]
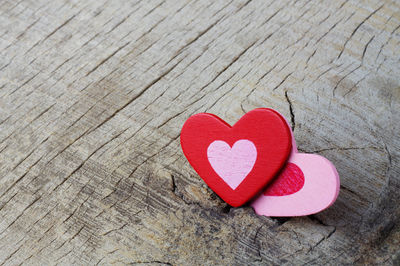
[{"xmin": 180, "ymin": 108, "xmax": 340, "ymax": 217}]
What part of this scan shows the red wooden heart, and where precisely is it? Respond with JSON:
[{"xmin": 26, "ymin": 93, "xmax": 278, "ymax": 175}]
[{"xmin": 180, "ymin": 108, "xmax": 292, "ymax": 207}]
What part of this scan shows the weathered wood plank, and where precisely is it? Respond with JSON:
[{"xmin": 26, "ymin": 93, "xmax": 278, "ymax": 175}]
[{"xmin": 0, "ymin": 0, "xmax": 399, "ymax": 264}]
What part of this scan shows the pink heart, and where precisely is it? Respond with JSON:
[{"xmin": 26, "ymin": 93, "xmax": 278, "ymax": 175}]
[
  {"xmin": 252, "ymin": 153, "xmax": 339, "ymax": 216},
  {"xmin": 251, "ymin": 113, "xmax": 340, "ymax": 217},
  {"xmin": 207, "ymin": 140, "xmax": 257, "ymax": 190}
]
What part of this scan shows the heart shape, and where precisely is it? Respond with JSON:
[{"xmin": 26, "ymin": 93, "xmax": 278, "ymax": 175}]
[
  {"xmin": 207, "ymin": 140, "xmax": 257, "ymax": 190},
  {"xmin": 251, "ymin": 114, "xmax": 340, "ymax": 216},
  {"xmin": 263, "ymin": 162, "xmax": 305, "ymax": 196},
  {"xmin": 180, "ymin": 108, "xmax": 292, "ymax": 207}
]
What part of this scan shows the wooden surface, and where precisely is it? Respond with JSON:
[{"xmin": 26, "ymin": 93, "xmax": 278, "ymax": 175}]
[{"xmin": 0, "ymin": 0, "xmax": 399, "ymax": 265}]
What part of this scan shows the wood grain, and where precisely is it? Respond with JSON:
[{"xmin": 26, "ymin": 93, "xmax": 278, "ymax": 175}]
[{"xmin": 0, "ymin": 0, "xmax": 399, "ymax": 264}]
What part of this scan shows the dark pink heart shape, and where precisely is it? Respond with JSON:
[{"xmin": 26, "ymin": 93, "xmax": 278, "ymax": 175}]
[{"xmin": 263, "ymin": 163, "xmax": 305, "ymax": 196}]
